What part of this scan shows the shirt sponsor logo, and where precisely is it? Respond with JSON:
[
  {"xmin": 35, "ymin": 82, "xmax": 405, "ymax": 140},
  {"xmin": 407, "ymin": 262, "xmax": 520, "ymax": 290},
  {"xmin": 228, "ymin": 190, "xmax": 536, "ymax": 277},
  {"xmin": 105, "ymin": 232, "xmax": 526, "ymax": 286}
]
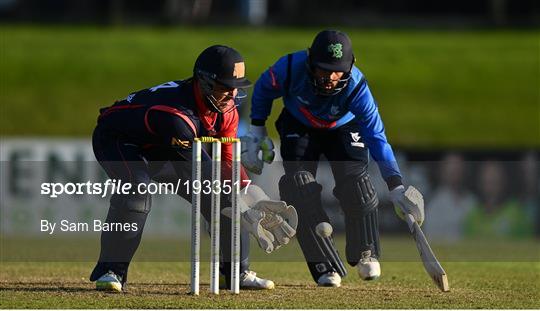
[
  {"xmin": 350, "ymin": 132, "xmax": 364, "ymax": 148},
  {"xmin": 171, "ymin": 137, "xmax": 190, "ymax": 148}
]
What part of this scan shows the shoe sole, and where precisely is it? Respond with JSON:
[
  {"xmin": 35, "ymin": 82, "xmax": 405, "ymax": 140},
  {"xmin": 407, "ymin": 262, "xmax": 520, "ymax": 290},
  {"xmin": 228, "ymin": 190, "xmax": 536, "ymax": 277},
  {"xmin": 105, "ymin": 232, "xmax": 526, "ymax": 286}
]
[
  {"xmin": 317, "ymin": 283, "xmax": 341, "ymax": 288},
  {"xmin": 361, "ymin": 275, "xmax": 380, "ymax": 281},
  {"xmin": 241, "ymin": 282, "xmax": 275, "ymax": 290},
  {"xmin": 221, "ymin": 284, "xmax": 275, "ymax": 290},
  {"xmin": 96, "ymin": 281, "xmax": 122, "ymax": 292}
]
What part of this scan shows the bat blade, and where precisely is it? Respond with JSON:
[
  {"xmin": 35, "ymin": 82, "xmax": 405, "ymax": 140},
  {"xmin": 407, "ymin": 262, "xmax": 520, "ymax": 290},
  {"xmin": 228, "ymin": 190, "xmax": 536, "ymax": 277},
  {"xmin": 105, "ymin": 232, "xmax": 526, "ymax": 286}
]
[{"xmin": 405, "ymin": 214, "xmax": 450, "ymax": 292}]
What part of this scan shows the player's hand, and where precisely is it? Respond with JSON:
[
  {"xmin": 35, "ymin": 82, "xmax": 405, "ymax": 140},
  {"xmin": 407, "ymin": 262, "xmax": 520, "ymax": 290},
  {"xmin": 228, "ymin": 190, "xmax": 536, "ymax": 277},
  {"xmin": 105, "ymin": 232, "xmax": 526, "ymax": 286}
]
[
  {"xmin": 240, "ymin": 125, "xmax": 275, "ymax": 175},
  {"xmin": 390, "ymin": 185, "xmax": 425, "ymax": 226},
  {"xmin": 257, "ymin": 201, "xmax": 297, "ymax": 251},
  {"xmin": 222, "ymin": 184, "xmax": 297, "ymax": 253}
]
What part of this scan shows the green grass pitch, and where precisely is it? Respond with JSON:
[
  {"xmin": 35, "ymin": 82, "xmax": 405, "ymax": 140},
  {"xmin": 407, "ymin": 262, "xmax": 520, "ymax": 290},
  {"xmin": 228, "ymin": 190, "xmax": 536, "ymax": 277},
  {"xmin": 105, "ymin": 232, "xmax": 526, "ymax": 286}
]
[
  {"xmin": 1, "ymin": 262, "xmax": 538, "ymax": 309},
  {"xmin": 1, "ymin": 237, "xmax": 538, "ymax": 308}
]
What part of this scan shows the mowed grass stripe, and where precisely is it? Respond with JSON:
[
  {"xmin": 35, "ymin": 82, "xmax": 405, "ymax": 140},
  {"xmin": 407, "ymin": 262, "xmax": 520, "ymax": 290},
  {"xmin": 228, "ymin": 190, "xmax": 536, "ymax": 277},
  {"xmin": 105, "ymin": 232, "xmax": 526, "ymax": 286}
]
[
  {"xmin": 1, "ymin": 261, "xmax": 539, "ymax": 308},
  {"xmin": 1, "ymin": 26, "xmax": 539, "ymax": 147}
]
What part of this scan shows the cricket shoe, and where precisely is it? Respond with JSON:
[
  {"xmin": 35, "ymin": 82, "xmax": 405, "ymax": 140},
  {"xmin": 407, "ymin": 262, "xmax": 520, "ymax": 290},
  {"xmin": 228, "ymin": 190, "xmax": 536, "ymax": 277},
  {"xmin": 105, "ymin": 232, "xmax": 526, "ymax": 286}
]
[
  {"xmin": 317, "ymin": 271, "xmax": 341, "ymax": 287},
  {"xmin": 240, "ymin": 270, "xmax": 275, "ymax": 290},
  {"xmin": 95, "ymin": 271, "xmax": 123, "ymax": 292},
  {"xmin": 357, "ymin": 251, "xmax": 381, "ymax": 280}
]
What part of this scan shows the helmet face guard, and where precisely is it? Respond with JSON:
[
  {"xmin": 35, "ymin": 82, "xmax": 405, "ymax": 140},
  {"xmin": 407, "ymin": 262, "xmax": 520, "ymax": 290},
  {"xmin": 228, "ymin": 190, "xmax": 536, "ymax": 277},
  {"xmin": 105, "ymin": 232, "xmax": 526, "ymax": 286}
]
[
  {"xmin": 196, "ymin": 69, "xmax": 248, "ymax": 114},
  {"xmin": 305, "ymin": 58, "xmax": 352, "ymax": 96},
  {"xmin": 193, "ymin": 45, "xmax": 251, "ymax": 114}
]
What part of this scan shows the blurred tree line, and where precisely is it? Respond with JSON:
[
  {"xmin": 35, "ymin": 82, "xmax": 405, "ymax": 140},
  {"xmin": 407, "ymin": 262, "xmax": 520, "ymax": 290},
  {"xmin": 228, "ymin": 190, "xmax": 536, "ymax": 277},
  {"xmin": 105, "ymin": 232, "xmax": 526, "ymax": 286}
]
[{"xmin": 0, "ymin": 0, "xmax": 538, "ymax": 27}]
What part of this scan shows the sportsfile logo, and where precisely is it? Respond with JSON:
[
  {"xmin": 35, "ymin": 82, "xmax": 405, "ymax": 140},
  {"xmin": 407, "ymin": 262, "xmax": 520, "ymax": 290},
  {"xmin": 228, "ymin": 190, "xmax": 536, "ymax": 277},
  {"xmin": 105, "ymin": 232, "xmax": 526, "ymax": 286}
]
[{"xmin": 350, "ymin": 132, "xmax": 364, "ymax": 148}]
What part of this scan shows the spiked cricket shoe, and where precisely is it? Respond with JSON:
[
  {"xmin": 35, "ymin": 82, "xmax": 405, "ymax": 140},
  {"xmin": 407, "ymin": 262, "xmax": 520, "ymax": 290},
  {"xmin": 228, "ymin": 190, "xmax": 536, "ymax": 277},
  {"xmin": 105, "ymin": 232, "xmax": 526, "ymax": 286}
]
[
  {"xmin": 240, "ymin": 270, "xmax": 275, "ymax": 289},
  {"xmin": 357, "ymin": 251, "xmax": 381, "ymax": 280},
  {"xmin": 317, "ymin": 271, "xmax": 342, "ymax": 287},
  {"xmin": 95, "ymin": 271, "xmax": 123, "ymax": 292}
]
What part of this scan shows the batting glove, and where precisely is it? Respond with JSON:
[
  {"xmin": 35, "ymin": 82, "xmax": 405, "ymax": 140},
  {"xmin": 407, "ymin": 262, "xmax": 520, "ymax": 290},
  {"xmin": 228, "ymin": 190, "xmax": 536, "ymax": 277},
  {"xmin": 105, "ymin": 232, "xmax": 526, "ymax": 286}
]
[{"xmin": 390, "ymin": 185, "xmax": 425, "ymax": 226}]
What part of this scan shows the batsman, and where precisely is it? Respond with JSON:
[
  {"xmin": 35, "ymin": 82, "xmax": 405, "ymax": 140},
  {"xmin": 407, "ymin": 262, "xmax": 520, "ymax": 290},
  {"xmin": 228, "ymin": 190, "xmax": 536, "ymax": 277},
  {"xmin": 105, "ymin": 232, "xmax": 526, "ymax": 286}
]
[
  {"xmin": 90, "ymin": 45, "xmax": 297, "ymax": 292},
  {"xmin": 241, "ymin": 30, "xmax": 424, "ymax": 287}
]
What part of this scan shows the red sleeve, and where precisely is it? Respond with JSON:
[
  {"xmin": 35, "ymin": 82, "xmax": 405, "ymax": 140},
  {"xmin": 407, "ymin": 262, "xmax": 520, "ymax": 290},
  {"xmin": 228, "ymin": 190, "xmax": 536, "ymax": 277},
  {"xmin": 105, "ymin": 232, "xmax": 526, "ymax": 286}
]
[{"xmin": 218, "ymin": 108, "xmax": 250, "ymax": 188}]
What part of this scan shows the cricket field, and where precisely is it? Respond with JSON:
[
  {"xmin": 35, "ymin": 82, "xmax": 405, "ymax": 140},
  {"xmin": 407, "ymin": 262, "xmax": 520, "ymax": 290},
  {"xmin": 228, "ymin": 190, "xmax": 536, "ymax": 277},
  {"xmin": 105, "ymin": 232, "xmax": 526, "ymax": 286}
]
[
  {"xmin": 1, "ymin": 25, "xmax": 539, "ymax": 309},
  {"xmin": 1, "ymin": 237, "xmax": 538, "ymax": 309}
]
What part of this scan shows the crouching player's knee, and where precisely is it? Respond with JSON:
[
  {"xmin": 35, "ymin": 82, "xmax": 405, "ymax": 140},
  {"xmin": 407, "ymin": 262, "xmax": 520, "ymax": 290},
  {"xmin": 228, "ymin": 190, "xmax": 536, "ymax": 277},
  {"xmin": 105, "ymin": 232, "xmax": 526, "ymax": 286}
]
[{"xmin": 278, "ymin": 171, "xmax": 322, "ymax": 206}]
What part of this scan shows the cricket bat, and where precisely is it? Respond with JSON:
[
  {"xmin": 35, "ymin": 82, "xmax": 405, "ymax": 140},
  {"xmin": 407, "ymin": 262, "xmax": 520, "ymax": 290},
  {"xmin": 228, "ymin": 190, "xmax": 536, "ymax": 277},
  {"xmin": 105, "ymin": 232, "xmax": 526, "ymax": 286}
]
[{"xmin": 404, "ymin": 213, "xmax": 450, "ymax": 292}]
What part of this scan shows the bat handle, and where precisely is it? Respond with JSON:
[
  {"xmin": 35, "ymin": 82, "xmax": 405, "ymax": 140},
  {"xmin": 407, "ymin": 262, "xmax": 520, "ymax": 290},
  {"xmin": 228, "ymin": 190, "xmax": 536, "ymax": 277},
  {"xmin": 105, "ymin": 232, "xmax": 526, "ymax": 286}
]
[{"xmin": 404, "ymin": 213, "xmax": 416, "ymax": 231}]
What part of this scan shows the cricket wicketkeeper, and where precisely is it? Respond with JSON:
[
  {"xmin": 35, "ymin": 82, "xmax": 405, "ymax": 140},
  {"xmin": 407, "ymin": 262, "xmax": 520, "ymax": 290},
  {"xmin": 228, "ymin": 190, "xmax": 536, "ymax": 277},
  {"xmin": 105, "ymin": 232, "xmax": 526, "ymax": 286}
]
[
  {"xmin": 241, "ymin": 30, "xmax": 424, "ymax": 287},
  {"xmin": 90, "ymin": 45, "xmax": 298, "ymax": 292}
]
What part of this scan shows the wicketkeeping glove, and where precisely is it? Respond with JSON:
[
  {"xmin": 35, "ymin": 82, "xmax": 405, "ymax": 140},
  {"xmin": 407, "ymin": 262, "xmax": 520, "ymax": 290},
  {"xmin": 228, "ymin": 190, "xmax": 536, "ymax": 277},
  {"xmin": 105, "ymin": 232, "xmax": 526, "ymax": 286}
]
[
  {"xmin": 222, "ymin": 184, "xmax": 298, "ymax": 253},
  {"xmin": 240, "ymin": 125, "xmax": 275, "ymax": 175},
  {"xmin": 390, "ymin": 185, "xmax": 425, "ymax": 226}
]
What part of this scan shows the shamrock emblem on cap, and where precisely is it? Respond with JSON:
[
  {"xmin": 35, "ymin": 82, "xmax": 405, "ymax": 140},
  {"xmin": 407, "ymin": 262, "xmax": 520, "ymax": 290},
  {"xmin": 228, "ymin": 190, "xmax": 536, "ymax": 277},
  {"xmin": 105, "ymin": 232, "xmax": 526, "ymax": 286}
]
[{"xmin": 327, "ymin": 43, "xmax": 343, "ymax": 59}]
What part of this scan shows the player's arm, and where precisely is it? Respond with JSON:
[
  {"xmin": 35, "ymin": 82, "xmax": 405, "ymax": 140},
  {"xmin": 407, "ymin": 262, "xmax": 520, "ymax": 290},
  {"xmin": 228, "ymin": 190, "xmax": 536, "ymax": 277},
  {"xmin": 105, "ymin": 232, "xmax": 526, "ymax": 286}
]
[
  {"xmin": 350, "ymin": 81, "xmax": 425, "ymax": 226},
  {"xmin": 250, "ymin": 55, "xmax": 289, "ymax": 124},
  {"xmin": 241, "ymin": 56, "xmax": 289, "ymax": 174},
  {"xmin": 349, "ymin": 80, "xmax": 402, "ymax": 190}
]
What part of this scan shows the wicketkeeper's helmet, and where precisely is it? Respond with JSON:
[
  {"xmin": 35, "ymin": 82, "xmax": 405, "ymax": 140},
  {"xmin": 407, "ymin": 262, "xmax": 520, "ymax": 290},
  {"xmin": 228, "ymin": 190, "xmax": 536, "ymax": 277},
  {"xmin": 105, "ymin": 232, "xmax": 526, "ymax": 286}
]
[{"xmin": 306, "ymin": 30, "xmax": 355, "ymax": 96}]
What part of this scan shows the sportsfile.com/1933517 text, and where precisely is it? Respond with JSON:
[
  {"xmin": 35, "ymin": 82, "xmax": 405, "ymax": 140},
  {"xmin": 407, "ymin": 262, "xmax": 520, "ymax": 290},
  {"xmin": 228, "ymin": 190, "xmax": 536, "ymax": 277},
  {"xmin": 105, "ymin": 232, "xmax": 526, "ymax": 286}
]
[{"xmin": 40, "ymin": 179, "xmax": 252, "ymax": 198}]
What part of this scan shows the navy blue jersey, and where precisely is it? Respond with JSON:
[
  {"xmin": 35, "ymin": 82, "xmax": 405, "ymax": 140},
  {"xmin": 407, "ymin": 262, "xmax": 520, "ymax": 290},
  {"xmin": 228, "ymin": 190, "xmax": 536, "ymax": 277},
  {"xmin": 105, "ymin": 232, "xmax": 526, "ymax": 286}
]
[
  {"xmin": 98, "ymin": 80, "xmax": 201, "ymax": 146},
  {"xmin": 97, "ymin": 79, "xmax": 248, "ymax": 182}
]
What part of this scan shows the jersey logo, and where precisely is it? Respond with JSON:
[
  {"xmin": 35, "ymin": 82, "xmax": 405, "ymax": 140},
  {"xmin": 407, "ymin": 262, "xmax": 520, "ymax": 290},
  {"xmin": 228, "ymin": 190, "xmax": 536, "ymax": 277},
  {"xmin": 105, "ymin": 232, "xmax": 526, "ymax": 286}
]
[
  {"xmin": 296, "ymin": 96, "xmax": 311, "ymax": 106},
  {"xmin": 350, "ymin": 132, "xmax": 365, "ymax": 148},
  {"xmin": 171, "ymin": 137, "xmax": 190, "ymax": 148},
  {"xmin": 327, "ymin": 105, "xmax": 342, "ymax": 120},
  {"xmin": 233, "ymin": 62, "xmax": 245, "ymax": 78},
  {"xmin": 330, "ymin": 105, "xmax": 340, "ymax": 115},
  {"xmin": 328, "ymin": 43, "xmax": 343, "ymax": 59}
]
